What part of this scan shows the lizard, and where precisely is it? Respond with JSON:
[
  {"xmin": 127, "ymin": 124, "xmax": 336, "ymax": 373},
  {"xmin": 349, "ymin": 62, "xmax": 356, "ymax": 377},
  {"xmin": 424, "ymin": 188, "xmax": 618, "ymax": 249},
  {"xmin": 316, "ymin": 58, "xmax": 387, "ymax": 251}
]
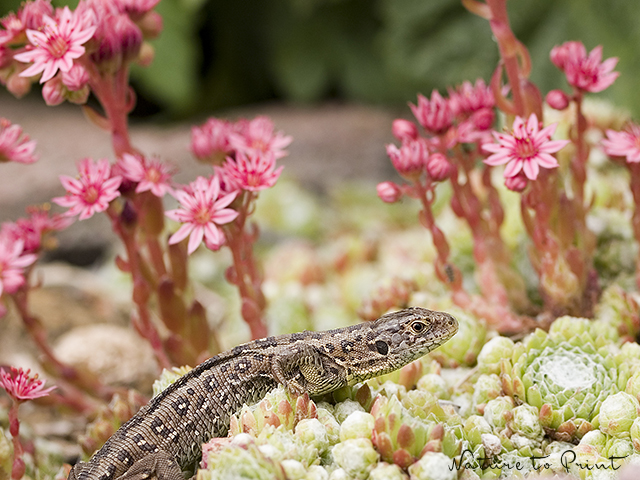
[{"xmin": 68, "ymin": 306, "xmax": 458, "ymax": 480}]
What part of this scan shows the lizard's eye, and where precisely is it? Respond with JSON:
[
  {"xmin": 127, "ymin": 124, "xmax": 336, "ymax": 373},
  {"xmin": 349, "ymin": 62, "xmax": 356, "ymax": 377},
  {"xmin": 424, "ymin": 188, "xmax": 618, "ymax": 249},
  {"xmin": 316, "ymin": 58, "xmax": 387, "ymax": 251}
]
[
  {"xmin": 375, "ymin": 340, "xmax": 389, "ymax": 355},
  {"xmin": 411, "ymin": 321, "xmax": 427, "ymax": 333}
]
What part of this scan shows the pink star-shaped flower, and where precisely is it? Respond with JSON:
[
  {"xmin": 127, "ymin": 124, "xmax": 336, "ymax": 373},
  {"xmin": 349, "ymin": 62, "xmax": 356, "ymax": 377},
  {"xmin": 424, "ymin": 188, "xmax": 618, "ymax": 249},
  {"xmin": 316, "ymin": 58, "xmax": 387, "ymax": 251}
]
[
  {"xmin": 0, "ymin": 118, "xmax": 37, "ymax": 164},
  {"xmin": 229, "ymin": 116, "xmax": 292, "ymax": 160},
  {"xmin": 410, "ymin": 90, "xmax": 454, "ymax": 134},
  {"xmin": 219, "ymin": 151, "xmax": 283, "ymax": 192},
  {"xmin": 0, "ymin": 237, "xmax": 36, "ymax": 296},
  {"xmin": 165, "ymin": 175, "xmax": 238, "ymax": 254},
  {"xmin": 117, "ymin": 153, "xmax": 174, "ymax": 197},
  {"xmin": 0, "ymin": 366, "xmax": 55, "ymax": 402},
  {"xmin": 482, "ymin": 113, "xmax": 569, "ymax": 181},
  {"xmin": 52, "ymin": 158, "xmax": 122, "ymax": 220},
  {"xmin": 602, "ymin": 124, "xmax": 640, "ymax": 164},
  {"xmin": 14, "ymin": 6, "xmax": 96, "ymax": 83},
  {"xmin": 550, "ymin": 41, "xmax": 619, "ymax": 93}
]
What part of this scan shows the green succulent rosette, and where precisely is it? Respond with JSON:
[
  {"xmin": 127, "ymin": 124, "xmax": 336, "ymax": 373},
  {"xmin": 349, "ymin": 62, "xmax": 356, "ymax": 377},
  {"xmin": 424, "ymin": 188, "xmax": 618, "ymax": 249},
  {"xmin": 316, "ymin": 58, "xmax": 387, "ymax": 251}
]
[
  {"xmin": 229, "ymin": 387, "xmax": 317, "ymax": 436},
  {"xmin": 501, "ymin": 320, "xmax": 630, "ymax": 441},
  {"xmin": 595, "ymin": 284, "xmax": 640, "ymax": 343},
  {"xmin": 427, "ymin": 306, "xmax": 487, "ymax": 368},
  {"xmin": 200, "ymin": 435, "xmax": 287, "ymax": 480},
  {"xmin": 370, "ymin": 393, "xmax": 461, "ymax": 469}
]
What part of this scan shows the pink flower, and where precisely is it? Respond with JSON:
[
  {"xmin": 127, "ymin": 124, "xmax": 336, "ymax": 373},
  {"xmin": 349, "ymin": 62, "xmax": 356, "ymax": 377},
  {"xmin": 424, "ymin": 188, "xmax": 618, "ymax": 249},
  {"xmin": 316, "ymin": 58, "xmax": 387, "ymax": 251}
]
[
  {"xmin": 165, "ymin": 175, "xmax": 238, "ymax": 254},
  {"xmin": 0, "ymin": 366, "xmax": 55, "ymax": 402},
  {"xmin": 20, "ymin": 0, "xmax": 54, "ymax": 31},
  {"xmin": 602, "ymin": 124, "xmax": 640, "ymax": 163},
  {"xmin": 410, "ymin": 90, "xmax": 453, "ymax": 134},
  {"xmin": 14, "ymin": 6, "xmax": 96, "ymax": 83},
  {"xmin": 391, "ymin": 119, "xmax": 418, "ymax": 142},
  {"xmin": 229, "ymin": 116, "xmax": 292, "ymax": 159},
  {"xmin": 220, "ymin": 151, "xmax": 283, "ymax": 192},
  {"xmin": 191, "ymin": 118, "xmax": 234, "ymax": 162},
  {"xmin": 504, "ymin": 173, "xmax": 528, "ymax": 192},
  {"xmin": 545, "ymin": 89, "xmax": 570, "ymax": 110},
  {"xmin": 61, "ymin": 64, "xmax": 89, "ymax": 91},
  {"xmin": 117, "ymin": 153, "xmax": 174, "ymax": 197},
  {"xmin": 377, "ymin": 181, "xmax": 402, "ymax": 203},
  {"xmin": 1, "ymin": 206, "xmax": 72, "ymax": 254},
  {"xmin": 386, "ymin": 139, "xmax": 428, "ymax": 179},
  {"xmin": 0, "ymin": 237, "xmax": 36, "ymax": 296},
  {"xmin": 550, "ymin": 41, "xmax": 618, "ymax": 93},
  {"xmin": 0, "ymin": 118, "xmax": 37, "ymax": 164},
  {"xmin": 52, "ymin": 158, "xmax": 122, "ymax": 220},
  {"xmin": 483, "ymin": 114, "xmax": 569, "ymax": 180},
  {"xmin": 449, "ymin": 79, "xmax": 494, "ymax": 116},
  {"xmin": 426, "ymin": 153, "xmax": 453, "ymax": 181}
]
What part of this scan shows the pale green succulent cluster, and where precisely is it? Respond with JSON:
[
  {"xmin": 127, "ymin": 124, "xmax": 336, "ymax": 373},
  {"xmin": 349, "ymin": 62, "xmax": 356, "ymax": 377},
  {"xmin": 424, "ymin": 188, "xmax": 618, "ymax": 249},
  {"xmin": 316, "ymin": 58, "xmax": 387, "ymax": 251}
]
[{"xmin": 192, "ymin": 298, "xmax": 640, "ymax": 480}]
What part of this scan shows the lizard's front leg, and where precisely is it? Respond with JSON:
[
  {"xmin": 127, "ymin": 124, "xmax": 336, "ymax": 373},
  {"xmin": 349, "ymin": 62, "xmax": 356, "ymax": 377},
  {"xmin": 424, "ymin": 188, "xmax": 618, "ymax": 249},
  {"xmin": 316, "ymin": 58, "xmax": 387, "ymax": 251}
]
[
  {"xmin": 271, "ymin": 344, "xmax": 346, "ymax": 396},
  {"xmin": 115, "ymin": 452, "xmax": 185, "ymax": 480}
]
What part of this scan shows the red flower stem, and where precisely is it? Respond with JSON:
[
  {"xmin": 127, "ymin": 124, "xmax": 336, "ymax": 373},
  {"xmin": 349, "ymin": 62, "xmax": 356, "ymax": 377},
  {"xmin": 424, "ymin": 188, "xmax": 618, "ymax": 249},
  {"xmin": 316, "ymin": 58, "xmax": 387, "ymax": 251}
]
[
  {"xmin": 87, "ymin": 66, "xmax": 134, "ymax": 156},
  {"xmin": 8, "ymin": 402, "xmax": 25, "ymax": 480},
  {"xmin": 224, "ymin": 192, "xmax": 268, "ymax": 339},
  {"xmin": 146, "ymin": 237, "xmax": 167, "ymax": 278},
  {"xmin": 414, "ymin": 180, "xmax": 461, "ymax": 288},
  {"xmin": 628, "ymin": 164, "xmax": 640, "ymax": 290},
  {"xmin": 571, "ymin": 92, "xmax": 588, "ymax": 212},
  {"xmin": 108, "ymin": 209, "xmax": 171, "ymax": 369},
  {"xmin": 485, "ymin": 0, "xmax": 526, "ymax": 116}
]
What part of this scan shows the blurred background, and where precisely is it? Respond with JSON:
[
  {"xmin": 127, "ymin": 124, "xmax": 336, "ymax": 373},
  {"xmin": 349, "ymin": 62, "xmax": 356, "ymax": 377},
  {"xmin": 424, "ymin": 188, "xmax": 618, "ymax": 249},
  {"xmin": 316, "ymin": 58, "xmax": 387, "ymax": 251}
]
[{"xmin": 2, "ymin": 0, "xmax": 640, "ymax": 120}]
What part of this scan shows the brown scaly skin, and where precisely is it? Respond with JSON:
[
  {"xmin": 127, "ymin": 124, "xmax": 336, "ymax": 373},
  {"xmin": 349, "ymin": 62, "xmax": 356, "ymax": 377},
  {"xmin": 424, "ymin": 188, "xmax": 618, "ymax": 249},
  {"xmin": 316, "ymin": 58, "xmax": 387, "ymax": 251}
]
[{"xmin": 69, "ymin": 307, "xmax": 458, "ymax": 480}]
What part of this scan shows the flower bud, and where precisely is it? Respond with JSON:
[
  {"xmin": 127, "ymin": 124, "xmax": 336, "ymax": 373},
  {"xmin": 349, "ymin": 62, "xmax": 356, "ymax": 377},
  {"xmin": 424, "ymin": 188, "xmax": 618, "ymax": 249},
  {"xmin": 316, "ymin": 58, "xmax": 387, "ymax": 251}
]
[
  {"xmin": 504, "ymin": 173, "xmax": 528, "ymax": 192},
  {"xmin": 376, "ymin": 181, "xmax": 402, "ymax": 203},
  {"xmin": 6, "ymin": 72, "xmax": 31, "ymax": 98},
  {"xmin": 138, "ymin": 11, "xmax": 163, "ymax": 39},
  {"xmin": 137, "ymin": 41, "xmax": 155, "ymax": 67},
  {"xmin": 469, "ymin": 107, "xmax": 495, "ymax": 131},
  {"xmin": 114, "ymin": 14, "xmax": 143, "ymax": 62},
  {"xmin": 546, "ymin": 89, "xmax": 570, "ymax": 110},
  {"xmin": 62, "ymin": 65, "xmax": 90, "ymax": 91},
  {"xmin": 426, "ymin": 153, "xmax": 453, "ymax": 181},
  {"xmin": 391, "ymin": 119, "xmax": 418, "ymax": 141},
  {"xmin": 42, "ymin": 77, "xmax": 65, "ymax": 106}
]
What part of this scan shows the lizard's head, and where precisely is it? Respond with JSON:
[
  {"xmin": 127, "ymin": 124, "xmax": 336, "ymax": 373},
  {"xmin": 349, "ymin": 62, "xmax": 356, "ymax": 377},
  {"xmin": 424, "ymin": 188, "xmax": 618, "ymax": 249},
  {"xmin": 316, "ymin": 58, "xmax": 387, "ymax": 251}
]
[{"xmin": 344, "ymin": 306, "xmax": 458, "ymax": 383}]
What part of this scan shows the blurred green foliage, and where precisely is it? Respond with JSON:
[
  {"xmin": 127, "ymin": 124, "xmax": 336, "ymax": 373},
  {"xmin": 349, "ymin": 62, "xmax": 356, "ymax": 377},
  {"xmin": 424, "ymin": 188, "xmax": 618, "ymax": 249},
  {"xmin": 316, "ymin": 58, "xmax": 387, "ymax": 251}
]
[{"xmin": 2, "ymin": 0, "xmax": 640, "ymax": 118}]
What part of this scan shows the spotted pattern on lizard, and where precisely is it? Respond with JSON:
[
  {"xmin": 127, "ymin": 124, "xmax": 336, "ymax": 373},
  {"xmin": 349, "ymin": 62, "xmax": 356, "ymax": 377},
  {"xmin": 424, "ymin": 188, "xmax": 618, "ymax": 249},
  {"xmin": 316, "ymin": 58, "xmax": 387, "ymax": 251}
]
[{"xmin": 68, "ymin": 307, "xmax": 458, "ymax": 480}]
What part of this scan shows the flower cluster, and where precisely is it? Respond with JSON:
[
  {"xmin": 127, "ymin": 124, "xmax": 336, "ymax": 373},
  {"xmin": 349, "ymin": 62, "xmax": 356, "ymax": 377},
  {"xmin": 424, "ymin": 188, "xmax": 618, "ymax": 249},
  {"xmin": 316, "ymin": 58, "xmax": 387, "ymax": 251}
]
[{"xmin": 0, "ymin": 0, "xmax": 160, "ymax": 102}]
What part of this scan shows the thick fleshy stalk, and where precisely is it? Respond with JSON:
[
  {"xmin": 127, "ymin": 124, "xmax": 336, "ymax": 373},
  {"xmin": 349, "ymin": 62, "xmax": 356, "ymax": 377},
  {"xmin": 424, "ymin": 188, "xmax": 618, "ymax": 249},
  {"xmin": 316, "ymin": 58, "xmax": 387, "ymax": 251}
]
[
  {"xmin": 8, "ymin": 402, "xmax": 25, "ymax": 480},
  {"xmin": 628, "ymin": 163, "xmax": 640, "ymax": 291},
  {"xmin": 223, "ymin": 191, "xmax": 268, "ymax": 340}
]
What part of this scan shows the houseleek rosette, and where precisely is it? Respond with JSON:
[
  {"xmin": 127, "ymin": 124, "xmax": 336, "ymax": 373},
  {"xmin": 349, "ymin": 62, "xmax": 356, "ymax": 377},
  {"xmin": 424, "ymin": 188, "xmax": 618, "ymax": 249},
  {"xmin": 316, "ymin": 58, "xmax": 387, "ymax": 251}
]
[{"xmin": 501, "ymin": 317, "xmax": 629, "ymax": 441}]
